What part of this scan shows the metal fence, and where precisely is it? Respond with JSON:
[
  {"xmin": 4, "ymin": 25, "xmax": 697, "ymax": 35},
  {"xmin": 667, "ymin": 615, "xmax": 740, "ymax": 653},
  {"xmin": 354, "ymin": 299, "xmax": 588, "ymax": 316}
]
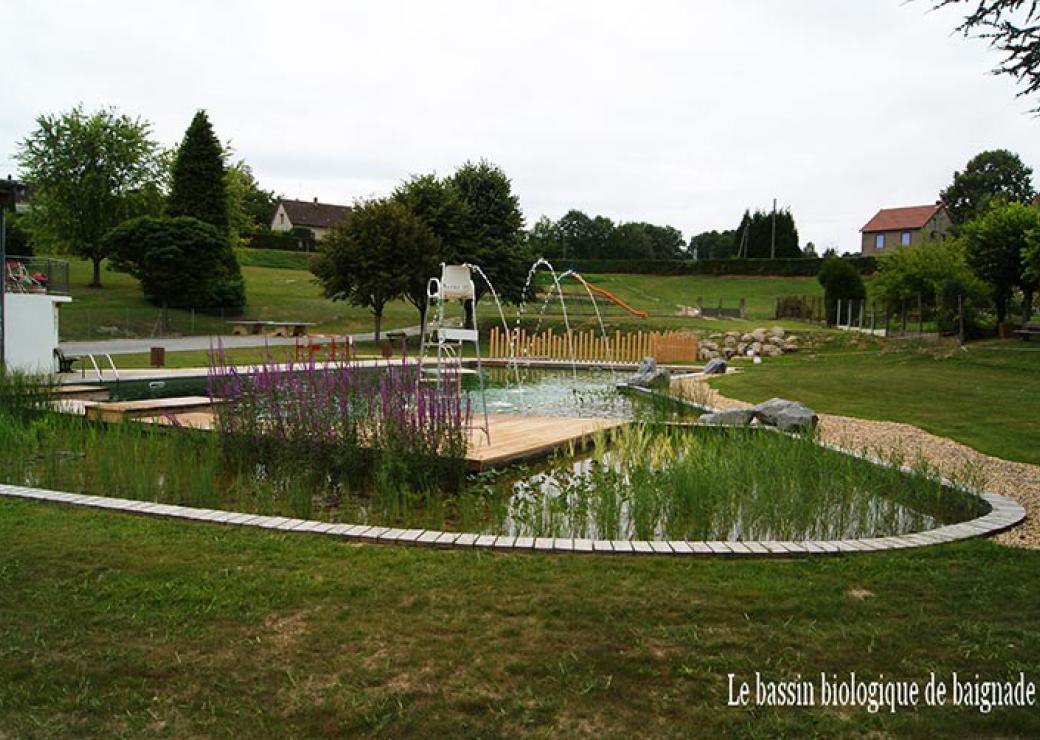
[
  {"xmin": 834, "ymin": 297, "xmax": 966, "ymax": 340},
  {"xmin": 3, "ymin": 255, "xmax": 70, "ymax": 296},
  {"xmin": 776, "ymin": 293, "xmax": 973, "ymax": 340}
]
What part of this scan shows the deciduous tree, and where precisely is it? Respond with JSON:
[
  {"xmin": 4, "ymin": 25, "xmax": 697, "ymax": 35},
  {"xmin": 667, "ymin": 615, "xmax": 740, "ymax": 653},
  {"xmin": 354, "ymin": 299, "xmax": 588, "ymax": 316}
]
[
  {"xmin": 940, "ymin": 149, "xmax": 1035, "ymax": 224},
  {"xmin": 448, "ymin": 160, "xmax": 529, "ymax": 304},
  {"xmin": 16, "ymin": 105, "xmax": 164, "ymax": 286},
  {"xmin": 960, "ymin": 201, "xmax": 1040, "ymax": 323},
  {"xmin": 312, "ymin": 198, "xmax": 437, "ymax": 339}
]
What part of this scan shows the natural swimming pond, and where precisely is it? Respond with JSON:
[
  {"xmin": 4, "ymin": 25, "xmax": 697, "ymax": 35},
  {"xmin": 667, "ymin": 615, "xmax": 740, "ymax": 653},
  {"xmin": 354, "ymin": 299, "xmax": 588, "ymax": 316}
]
[
  {"xmin": 106, "ymin": 366, "xmax": 693, "ymax": 420},
  {"xmin": 7, "ymin": 408, "xmax": 988, "ymax": 543}
]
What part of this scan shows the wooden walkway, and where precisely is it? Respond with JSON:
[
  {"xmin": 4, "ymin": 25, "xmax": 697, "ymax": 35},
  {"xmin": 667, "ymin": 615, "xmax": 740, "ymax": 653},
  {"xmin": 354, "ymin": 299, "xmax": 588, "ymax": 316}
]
[
  {"xmin": 60, "ymin": 394, "xmax": 624, "ymax": 469},
  {"xmin": 466, "ymin": 415, "xmax": 623, "ymax": 470}
]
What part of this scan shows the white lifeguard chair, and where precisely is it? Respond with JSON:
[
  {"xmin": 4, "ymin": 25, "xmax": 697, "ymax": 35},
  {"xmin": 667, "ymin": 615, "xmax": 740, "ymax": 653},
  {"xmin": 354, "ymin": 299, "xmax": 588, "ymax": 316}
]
[{"xmin": 419, "ymin": 264, "xmax": 490, "ymax": 443}]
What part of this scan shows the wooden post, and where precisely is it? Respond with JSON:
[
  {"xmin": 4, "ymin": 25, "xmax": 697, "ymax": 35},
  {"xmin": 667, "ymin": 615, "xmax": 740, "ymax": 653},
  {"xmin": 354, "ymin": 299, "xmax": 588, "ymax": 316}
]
[
  {"xmin": 958, "ymin": 294, "xmax": 965, "ymax": 343},
  {"xmin": 917, "ymin": 294, "xmax": 924, "ymax": 336},
  {"xmin": 901, "ymin": 300, "xmax": 907, "ymax": 336}
]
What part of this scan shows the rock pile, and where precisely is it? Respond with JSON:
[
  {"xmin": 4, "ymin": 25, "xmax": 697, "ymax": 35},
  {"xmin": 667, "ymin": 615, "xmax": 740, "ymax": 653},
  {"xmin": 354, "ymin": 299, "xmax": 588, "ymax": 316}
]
[
  {"xmin": 700, "ymin": 397, "xmax": 818, "ymax": 432},
  {"xmin": 698, "ymin": 326, "xmax": 799, "ymax": 361}
]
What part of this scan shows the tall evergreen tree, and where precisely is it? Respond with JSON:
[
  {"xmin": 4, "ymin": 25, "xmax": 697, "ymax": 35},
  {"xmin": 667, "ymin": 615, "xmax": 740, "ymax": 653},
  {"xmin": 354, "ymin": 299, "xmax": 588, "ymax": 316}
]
[
  {"xmin": 733, "ymin": 208, "xmax": 800, "ymax": 258},
  {"xmin": 167, "ymin": 110, "xmax": 229, "ymax": 232}
]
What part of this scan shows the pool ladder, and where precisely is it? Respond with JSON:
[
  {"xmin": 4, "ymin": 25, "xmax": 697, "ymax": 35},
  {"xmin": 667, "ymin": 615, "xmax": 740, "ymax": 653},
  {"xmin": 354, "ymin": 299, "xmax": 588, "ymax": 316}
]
[{"xmin": 83, "ymin": 352, "xmax": 120, "ymax": 382}]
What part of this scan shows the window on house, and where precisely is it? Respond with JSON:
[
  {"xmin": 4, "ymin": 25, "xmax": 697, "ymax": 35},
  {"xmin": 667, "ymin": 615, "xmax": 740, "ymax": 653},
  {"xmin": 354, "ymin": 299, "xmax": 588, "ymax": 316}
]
[
  {"xmin": 901, "ymin": 231, "xmax": 911, "ymax": 246},
  {"xmin": 875, "ymin": 234, "xmax": 885, "ymax": 250},
  {"xmin": 279, "ymin": 213, "xmax": 285, "ymax": 225}
]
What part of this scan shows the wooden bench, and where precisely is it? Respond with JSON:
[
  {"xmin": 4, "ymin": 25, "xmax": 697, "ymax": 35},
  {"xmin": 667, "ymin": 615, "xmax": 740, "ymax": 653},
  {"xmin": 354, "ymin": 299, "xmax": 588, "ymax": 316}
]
[{"xmin": 1014, "ymin": 322, "xmax": 1040, "ymax": 340}]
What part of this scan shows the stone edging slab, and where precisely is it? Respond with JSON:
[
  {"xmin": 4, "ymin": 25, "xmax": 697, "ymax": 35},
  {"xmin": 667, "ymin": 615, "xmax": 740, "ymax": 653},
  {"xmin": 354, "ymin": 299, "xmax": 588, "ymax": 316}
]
[{"xmin": 0, "ymin": 483, "xmax": 1025, "ymax": 557}]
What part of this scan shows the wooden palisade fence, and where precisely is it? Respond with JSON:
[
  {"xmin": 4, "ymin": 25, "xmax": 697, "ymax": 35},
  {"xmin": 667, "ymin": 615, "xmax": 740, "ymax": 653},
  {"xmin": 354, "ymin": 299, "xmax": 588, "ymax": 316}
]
[{"xmin": 488, "ymin": 327, "xmax": 698, "ymax": 364}]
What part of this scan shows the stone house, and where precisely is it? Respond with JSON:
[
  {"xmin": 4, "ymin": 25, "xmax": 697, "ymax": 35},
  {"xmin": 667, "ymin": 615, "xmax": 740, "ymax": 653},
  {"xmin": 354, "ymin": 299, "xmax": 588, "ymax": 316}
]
[
  {"xmin": 859, "ymin": 202, "xmax": 952, "ymax": 256},
  {"xmin": 270, "ymin": 198, "xmax": 351, "ymax": 241}
]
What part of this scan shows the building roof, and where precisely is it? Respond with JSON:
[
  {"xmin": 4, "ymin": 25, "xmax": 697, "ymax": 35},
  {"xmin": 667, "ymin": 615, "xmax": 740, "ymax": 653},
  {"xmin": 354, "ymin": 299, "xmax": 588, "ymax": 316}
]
[
  {"xmin": 278, "ymin": 198, "xmax": 351, "ymax": 229},
  {"xmin": 860, "ymin": 204, "xmax": 945, "ymax": 233}
]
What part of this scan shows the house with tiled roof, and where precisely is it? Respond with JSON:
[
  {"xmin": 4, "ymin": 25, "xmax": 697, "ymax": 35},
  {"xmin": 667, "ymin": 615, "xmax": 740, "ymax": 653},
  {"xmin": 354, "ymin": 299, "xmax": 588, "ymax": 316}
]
[
  {"xmin": 270, "ymin": 198, "xmax": 351, "ymax": 241},
  {"xmin": 859, "ymin": 202, "xmax": 952, "ymax": 256}
]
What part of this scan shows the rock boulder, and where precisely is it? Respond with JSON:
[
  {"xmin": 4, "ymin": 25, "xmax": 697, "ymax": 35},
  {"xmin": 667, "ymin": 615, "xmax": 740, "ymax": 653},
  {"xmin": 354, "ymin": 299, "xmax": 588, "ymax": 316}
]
[
  {"xmin": 627, "ymin": 356, "xmax": 671, "ymax": 389},
  {"xmin": 751, "ymin": 398, "xmax": 818, "ymax": 432}
]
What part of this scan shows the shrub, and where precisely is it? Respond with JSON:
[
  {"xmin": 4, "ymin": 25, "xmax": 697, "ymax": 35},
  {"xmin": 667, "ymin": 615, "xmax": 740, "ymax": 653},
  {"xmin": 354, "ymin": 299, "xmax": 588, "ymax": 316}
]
[
  {"xmin": 105, "ymin": 215, "xmax": 246, "ymax": 314},
  {"xmin": 817, "ymin": 256, "xmax": 866, "ymax": 324},
  {"xmin": 246, "ymin": 229, "xmax": 306, "ymax": 251}
]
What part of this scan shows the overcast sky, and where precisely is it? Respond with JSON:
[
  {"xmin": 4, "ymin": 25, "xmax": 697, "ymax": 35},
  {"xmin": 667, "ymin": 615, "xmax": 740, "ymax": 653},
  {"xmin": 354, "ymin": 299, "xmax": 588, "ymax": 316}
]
[{"xmin": 4, "ymin": 0, "xmax": 1039, "ymax": 252}]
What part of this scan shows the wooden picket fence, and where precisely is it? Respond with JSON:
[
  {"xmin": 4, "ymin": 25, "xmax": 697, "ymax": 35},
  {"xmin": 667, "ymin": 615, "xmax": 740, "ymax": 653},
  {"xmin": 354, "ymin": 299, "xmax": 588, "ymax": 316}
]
[{"xmin": 488, "ymin": 327, "xmax": 698, "ymax": 364}]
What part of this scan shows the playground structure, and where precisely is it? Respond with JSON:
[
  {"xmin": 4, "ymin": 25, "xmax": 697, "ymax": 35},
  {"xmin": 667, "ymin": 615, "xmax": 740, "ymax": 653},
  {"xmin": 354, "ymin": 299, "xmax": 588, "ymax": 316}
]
[{"xmin": 568, "ymin": 274, "xmax": 648, "ymax": 318}]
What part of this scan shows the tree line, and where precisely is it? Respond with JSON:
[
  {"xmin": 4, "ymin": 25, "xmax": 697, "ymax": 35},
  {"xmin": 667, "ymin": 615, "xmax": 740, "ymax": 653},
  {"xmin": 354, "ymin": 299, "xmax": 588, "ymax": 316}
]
[
  {"xmin": 312, "ymin": 163, "xmax": 528, "ymax": 339},
  {"xmin": 14, "ymin": 105, "xmax": 276, "ymax": 320}
]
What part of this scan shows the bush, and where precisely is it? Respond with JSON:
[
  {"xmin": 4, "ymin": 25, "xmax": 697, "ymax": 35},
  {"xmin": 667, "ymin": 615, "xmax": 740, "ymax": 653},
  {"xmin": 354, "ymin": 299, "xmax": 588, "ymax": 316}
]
[
  {"xmin": 817, "ymin": 257, "xmax": 866, "ymax": 324},
  {"xmin": 105, "ymin": 215, "xmax": 246, "ymax": 313},
  {"xmin": 560, "ymin": 256, "xmax": 877, "ymax": 277}
]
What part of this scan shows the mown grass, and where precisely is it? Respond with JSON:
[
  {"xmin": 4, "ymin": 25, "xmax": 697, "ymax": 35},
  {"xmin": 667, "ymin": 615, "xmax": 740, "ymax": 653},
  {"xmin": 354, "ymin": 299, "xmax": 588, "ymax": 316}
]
[
  {"xmin": 710, "ymin": 338, "xmax": 1040, "ymax": 465},
  {"xmin": 1, "ymin": 498, "xmax": 1037, "ymax": 737},
  {"xmin": 56, "ymin": 254, "xmax": 831, "ymax": 341}
]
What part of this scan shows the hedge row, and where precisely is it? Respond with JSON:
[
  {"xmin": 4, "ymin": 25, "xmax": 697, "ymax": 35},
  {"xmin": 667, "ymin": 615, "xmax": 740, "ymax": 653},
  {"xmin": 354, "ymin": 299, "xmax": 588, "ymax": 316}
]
[
  {"xmin": 246, "ymin": 230, "xmax": 318, "ymax": 252},
  {"xmin": 560, "ymin": 256, "xmax": 878, "ymax": 277}
]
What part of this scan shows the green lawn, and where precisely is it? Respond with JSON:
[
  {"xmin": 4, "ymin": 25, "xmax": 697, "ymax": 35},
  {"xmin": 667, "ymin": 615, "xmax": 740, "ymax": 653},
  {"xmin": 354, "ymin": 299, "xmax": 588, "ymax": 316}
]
[
  {"xmin": 2, "ymin": 498, "xmax": 1038, "ymax": 737},
  {"xmin": 710, "ymin": 339, "xmax": 1040, "ymax": 465},
  {"xmin": 58, "ymin": 255, "xmax": 422, "ymax": 341},
  {"xmin": 56, "ymin": 253, "xmax": 827, "ymax": 341}
]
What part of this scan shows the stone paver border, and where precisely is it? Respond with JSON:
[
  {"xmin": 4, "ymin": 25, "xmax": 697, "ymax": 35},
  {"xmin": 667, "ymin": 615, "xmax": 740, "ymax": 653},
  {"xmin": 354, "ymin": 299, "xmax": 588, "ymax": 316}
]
[{"xmin": 0, "ymin": 482, "xmax": 1024, "ymax": 557}]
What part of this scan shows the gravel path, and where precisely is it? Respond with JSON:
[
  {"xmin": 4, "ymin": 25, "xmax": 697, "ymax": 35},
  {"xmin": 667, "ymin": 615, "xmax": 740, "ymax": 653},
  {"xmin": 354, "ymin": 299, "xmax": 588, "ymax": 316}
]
[{"xmin": 672, "ymin": 376, "xmax": 1039, "ymax": 549}]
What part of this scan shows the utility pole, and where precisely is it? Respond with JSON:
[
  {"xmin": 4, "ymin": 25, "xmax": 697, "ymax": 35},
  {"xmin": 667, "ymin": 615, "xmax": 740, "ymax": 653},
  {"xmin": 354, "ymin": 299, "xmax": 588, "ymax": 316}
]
[{"xmin": 770, "ymin": 197, "xmax": 777, "ymax": 259}]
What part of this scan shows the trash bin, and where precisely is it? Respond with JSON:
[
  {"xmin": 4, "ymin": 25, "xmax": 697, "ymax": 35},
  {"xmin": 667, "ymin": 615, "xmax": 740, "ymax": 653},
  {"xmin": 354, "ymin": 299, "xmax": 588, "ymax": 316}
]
[{"xmin": 150, "ymin": 346, "xmax": 166, "ymax": 367}]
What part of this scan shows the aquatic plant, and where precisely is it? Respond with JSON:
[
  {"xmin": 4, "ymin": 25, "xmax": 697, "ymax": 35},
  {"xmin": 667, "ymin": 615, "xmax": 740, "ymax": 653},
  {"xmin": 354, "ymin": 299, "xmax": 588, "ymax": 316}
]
[{"xmin": 208, "ymin": 352, "xmax": 471, "ymax": 495}]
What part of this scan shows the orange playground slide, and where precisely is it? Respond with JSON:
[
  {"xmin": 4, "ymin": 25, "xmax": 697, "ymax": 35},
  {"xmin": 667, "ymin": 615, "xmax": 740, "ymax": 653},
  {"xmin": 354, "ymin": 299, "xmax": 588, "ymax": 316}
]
[{"xmin": 570, "ymin": 273, "xmax": 648, "ymax": 319}]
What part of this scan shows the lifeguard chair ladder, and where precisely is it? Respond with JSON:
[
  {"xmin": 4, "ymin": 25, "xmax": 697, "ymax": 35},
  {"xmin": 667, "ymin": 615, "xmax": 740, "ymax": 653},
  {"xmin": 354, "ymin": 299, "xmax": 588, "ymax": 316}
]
[{"xmin": 419, "ymin": 264, "xmax": 491, "ymax": 444}]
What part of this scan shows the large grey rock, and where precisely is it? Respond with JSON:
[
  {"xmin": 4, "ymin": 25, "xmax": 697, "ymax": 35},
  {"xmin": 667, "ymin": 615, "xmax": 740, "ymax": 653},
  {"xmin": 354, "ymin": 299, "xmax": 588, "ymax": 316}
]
[
  {"xmin": 751, "ymin": 398, "xmax": 819, "ymax": 432},
  {"xmin": 699, "ymin": 408, "xmax": 755, "ymax": 426},
  {"xmin": 702, "ymin": 358, "xmax": 728, "ymax": 375},
  {"xmin": 627, "ymin": 356, "xmax": 670, "ymax": 389}
]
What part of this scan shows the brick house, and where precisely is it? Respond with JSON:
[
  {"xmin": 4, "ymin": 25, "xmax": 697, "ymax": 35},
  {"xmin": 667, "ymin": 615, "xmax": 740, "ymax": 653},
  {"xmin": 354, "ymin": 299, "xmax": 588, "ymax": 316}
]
[
  {"xmin": 270, "ymin": 198, "xmax": 351, "ymax": 241},
  {"xmin": 859, "ymin": 202, "xmax": 952, "ymax": 256}
]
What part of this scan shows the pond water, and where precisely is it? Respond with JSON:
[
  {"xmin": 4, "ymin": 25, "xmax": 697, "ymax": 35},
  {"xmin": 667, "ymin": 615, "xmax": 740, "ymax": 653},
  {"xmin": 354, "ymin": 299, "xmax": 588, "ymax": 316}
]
[{"xmin": 108, "ymin": 366, "xmax": 687, "ymax": 420}]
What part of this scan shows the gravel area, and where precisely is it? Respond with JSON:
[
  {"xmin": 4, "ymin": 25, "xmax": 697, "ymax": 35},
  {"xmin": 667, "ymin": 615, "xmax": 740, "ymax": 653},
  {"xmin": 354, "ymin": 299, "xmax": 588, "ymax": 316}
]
[{"xmin": 672, "ymin": 376, "xmax": 1038, "ymax": 549}]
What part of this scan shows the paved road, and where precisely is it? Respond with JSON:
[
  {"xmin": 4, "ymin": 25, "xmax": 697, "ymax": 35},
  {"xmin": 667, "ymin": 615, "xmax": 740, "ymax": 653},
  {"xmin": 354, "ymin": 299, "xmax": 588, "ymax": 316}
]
[{"xmin": 60, "ymin": 324, "xmax": 425, "ymax": 356}]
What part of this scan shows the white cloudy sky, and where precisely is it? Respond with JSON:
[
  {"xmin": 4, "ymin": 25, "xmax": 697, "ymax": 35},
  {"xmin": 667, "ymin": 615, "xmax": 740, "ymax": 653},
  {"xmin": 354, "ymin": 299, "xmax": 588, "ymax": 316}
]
[{"xmin": 4, "ymin": 0, "xmax": 1039, "ymax": 252}]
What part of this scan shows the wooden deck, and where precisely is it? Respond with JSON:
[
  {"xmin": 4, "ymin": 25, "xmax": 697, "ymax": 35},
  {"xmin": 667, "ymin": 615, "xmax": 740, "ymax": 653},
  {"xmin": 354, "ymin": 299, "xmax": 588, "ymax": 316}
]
[
  {"xmin": 74, "ymin": 395, "xmax": 623, "ymax": 469},
  {"xmin": 85, "ymin": 396, "xmax": 216, "ymax": 423},
  {"xmin": 466, "ymin": 415, "xmax": 624, "ymax": 470}
]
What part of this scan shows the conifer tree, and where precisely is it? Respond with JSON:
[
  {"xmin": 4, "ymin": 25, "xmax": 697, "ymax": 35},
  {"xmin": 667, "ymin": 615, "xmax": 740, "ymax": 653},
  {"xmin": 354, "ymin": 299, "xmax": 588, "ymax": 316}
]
[{"xmin": 168, "ymin": 110, "xmax": 229, "ymax": 232}]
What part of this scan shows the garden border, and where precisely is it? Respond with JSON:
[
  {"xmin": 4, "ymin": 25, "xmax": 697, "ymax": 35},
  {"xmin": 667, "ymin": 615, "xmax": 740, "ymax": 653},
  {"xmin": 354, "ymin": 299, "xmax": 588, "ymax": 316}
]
[{"xmin": 0, "ymin": 483, "xmax": 1023, "ymax": 557}]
